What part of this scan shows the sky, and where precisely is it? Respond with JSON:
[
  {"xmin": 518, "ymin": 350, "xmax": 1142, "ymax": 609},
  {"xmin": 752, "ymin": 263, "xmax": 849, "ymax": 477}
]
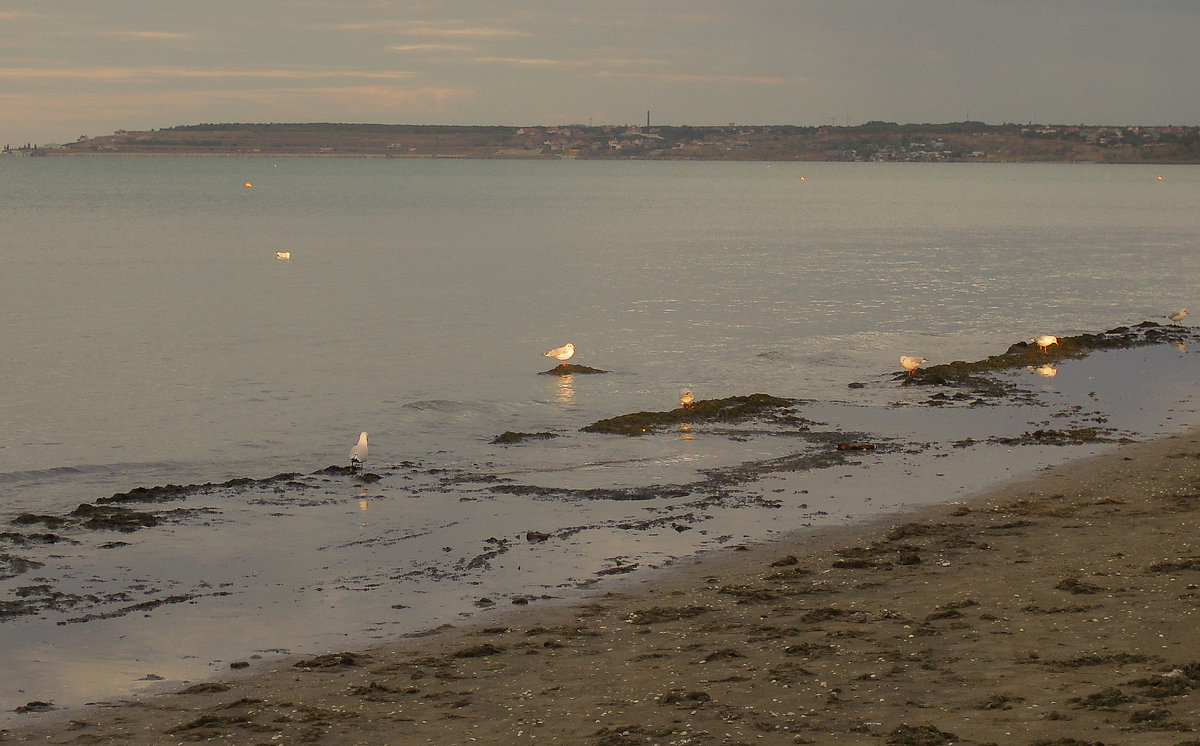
[{"xmin": 3, "ymin": 0, "xmax": 1199, "ymax": 146}]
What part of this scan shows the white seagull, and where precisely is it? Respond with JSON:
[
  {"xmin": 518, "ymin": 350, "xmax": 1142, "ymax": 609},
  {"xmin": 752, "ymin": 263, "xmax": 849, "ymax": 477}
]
[
  {"xmin": 899, "ymin": 356, "xmax": 927, "ymax": 375},
  {"xmin": 1168, "ymin": 308, "xmax": 1189, "ymax": 325},
  {"xmin": 680, "ymin": 388, "xmax": 694, "ymax": 408},
  {"xmin": 275, "ymin": 251, "xmax": 291, "ymax": 260},
  {"xmin": 350, "ymin": 432, "xmax": 368, "ymax": 470},
  {"xmin": 543, "ymin": 342, "xmax": 575, "ymax": 365},
  {"xmin": 1034, "ymin": 335, "xmax": 1059, "ymax": 353}
]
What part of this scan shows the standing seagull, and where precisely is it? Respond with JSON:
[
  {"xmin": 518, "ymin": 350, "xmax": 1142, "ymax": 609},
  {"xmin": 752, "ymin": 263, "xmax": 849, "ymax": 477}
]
[
  {"xmin": 1034, "ymin": 335, "xmax": 1059, "ymax": 353},
  {"xmin": 680, "ymin": 388, "xmax": 694, "ymax": 408},
  {"xmin": 899, "ymin": 356, "xmax": 927, "ymax": 376},
  {"xmin": 350, "ymin": 432, "xmax": 368, "ymax": 471},
  {"xmin": 1168, "ymin": 308, "xmax": 1189, "ymax": 325},
  {"xmin": 543, "ymin": 342, "xmax": 575, "ymax": 366}
]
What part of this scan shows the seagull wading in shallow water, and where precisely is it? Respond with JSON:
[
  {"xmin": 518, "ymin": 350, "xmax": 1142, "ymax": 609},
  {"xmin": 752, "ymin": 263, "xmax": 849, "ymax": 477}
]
[
  {"xmin": 1168, "ymin": 308, "xmax": 1189, "ymax": 325},
  {"xmin": 543, "ymin": 342, "xmax": 575, "ymax": 365},
  {"xmin": 899, "ymin": 356, "xmax": 926, "ymax": 375},
  {"xmin": 350, "ymin": 432, "xmax": 368, "ymax": 470},
  {"xmin": 1034, "ymin": 335, "xmax": 1059, "ymax": 353}
]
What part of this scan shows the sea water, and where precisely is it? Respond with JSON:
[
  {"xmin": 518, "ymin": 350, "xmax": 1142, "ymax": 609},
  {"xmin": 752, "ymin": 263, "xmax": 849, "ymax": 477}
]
[{"xmin": 1, "ymin": 157, "xmax": 1198, "ymax": 717}]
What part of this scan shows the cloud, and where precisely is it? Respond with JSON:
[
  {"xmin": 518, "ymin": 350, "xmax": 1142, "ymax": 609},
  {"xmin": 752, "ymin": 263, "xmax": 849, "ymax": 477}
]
[
  {"xmin": 389, "ymin": 43, "xmax": 472, "ymax": 52},
  {"xmin": 593, "ymin": 70, "xmax": 793, "ymax": 86},
  {"xmin": 88, "ymin": 30, "xmax": 192, "ymax": 41},
  {"xmin": 0, "ymin": 11, "xmax": 48, "ymax": 21},
  {"xmin": 0, "ymin": 66, "xmax": 416, "ymax": 83},
  {"xmin": 338, "ymin": 20, "xmax": 527, "ymax": 39},
  {"xmin": 473, "ymin": 56, "xmax": 667, "ymax": 70}
]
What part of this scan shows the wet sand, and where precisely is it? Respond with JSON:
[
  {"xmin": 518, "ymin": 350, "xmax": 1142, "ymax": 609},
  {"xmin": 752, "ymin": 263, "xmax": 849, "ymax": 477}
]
[{"xmin": 6, "ymin": 427, "xmax": 1200, "ymax": 745}]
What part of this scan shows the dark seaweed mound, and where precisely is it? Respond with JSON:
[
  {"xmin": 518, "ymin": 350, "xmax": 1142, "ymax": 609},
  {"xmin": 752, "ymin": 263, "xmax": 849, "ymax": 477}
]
[
  {"xmin": 582, "ymin": 394, "xmax": 801, "ymax": 436},
  {"xmin": 492, "ymin": 431, "xmax": 560, "ymax": 445},
  {"xmin": 902, "ymin": 321, "xmax": 1196, "ymax": 400},
  {"xmin": 539, "ymin": 363, "xmax": 608, "ymax": 375}
]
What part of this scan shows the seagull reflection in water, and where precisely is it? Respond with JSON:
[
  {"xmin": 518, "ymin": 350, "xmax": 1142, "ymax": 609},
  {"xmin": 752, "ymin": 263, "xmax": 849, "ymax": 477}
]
[{"xmin": 555, "ymin": 374, "xmax": 575, "ymax": 404}]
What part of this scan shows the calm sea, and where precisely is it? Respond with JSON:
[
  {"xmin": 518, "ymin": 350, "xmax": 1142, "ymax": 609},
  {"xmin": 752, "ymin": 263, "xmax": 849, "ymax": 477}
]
[{"xmin": 1, "ymin": 156, "xmax": 1198, "ymax": 716}]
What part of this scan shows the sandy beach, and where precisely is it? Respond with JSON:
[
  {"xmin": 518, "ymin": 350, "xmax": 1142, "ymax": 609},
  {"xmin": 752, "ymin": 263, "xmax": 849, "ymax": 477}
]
[{"xmin": 5, "ymin": 426, "xmax": 1200, "ymax": 745}]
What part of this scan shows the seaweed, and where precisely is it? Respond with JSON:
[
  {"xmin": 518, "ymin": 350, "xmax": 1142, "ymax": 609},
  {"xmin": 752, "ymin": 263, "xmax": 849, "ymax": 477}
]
[
  {"xmin": 293, "ymin": 652, "xmax": 372, "ymax": 669},
  {"xmin": 658, "ymin": 689, "xmax": 711, "ymax": 706},
  {"xmin": 1070, "ymin": 687, "xmax": 1132, "ymax": 709},
  {"xmin": 492, "ymin": 431, "xmax": 559, "ymax": 444},
  {"xmin": 540, "ymin": 363, "xmax": 608, "ymax": 375},
  {"xmin": 582, "ymin": 393, "xmax": 801, "ymax": 436},
  {"xmin": 69, "ymin": 504, "xmax": 159, "ymax": 532},
  {"xmin": 886, "ymin": 723, "xmax": 958, "ymax": 745},
  {"xmin": 902, "ymin": 321, "xmax": 1196, "ymax": 401},
  {"xmin": 97, "ymin": 472, "xmax": 302, "ymax": 505},
  {"xmin": 452, "ymin": 643, "xmax": 504, "ymax": 658}
]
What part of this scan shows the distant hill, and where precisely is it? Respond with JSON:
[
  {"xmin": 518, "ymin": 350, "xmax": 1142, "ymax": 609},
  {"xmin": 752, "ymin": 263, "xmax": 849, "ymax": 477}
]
[{"xmin": 24, "ymin": 122, "xmax": 1200, "ymax": 163}]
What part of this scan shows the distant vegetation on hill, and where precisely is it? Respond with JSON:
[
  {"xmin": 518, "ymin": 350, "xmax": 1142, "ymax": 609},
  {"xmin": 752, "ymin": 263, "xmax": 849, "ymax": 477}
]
[{"xmin": 12, "ymin": 121, "xmax": 1200, "ymax": 162}]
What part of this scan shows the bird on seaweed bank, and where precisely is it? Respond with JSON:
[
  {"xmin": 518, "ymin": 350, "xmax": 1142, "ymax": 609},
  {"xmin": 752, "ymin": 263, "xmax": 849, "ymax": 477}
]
[
  {"xmin": 1168, "ymin": 308, "xmax": 1189, "ymax": 325},
  {"xmin": 350, "ymin": 432, "xmax": 368, "ymax": 471},
  {"xmin": 899, "ymin": 356, "xmax": 926, "ymax": 375},
  {"xmin": 680, "ymin": 388, "xmax": 694, "ymax": 408},
  {"xmin": 1033, "ymin": 335, "xmax": 1059, "ymax": 353},
  {"xmin": 543, "ymin": 342, "xmax": 575, "ymax": 366}
]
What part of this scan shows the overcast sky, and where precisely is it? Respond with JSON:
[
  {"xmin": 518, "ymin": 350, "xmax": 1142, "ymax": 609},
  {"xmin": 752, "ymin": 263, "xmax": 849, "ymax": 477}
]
[{"xmin": 3, "ymin": 1, "xmax": 1198, "ymax": 146}]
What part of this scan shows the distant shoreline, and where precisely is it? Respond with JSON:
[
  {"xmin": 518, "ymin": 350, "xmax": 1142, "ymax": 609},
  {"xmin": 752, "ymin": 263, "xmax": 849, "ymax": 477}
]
[{"xmin": 9, "ymin": 121, "xmax": 1200, "ymax": 163}]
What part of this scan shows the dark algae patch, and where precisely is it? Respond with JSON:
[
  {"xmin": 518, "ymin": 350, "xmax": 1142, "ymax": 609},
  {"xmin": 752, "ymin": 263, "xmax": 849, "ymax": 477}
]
[
  {"xmin": 582, "ymin": 393, "xmax": 801, "ymax": 436},
  {"xmin": 540, "ymin": 363, "xmax": 608, "ymax": 375},
  {"xmin": 70, "ymin": 503, "xmax": 160, "ymax": 532},
  {"xmin": 97, "ymin": 472, "xmax": 303, "ymax": 505},
  {"xmin": 492, "ymin": 431, "xmax": 560, "ymax": 445},
  {"xmin": 476, "ymin": 391, "xmax": 884, "ymax": 508},
  {"xmin": 886, "ymin": 723, "xmax": 958, "ymax": 745},
  {"xmin": 903, "ymin": 321, "xmax": 1197, "ymax": 401}
]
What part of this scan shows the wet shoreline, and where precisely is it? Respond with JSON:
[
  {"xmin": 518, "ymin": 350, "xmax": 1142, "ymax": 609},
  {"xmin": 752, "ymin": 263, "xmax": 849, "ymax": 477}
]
[
  {"xmin": 2, "ymin": 321, "xmax": 1199, "ymax": 726},
  {"xmin": 6, "ymin": 416, "xmax": 1200, "ymax": 742}
]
